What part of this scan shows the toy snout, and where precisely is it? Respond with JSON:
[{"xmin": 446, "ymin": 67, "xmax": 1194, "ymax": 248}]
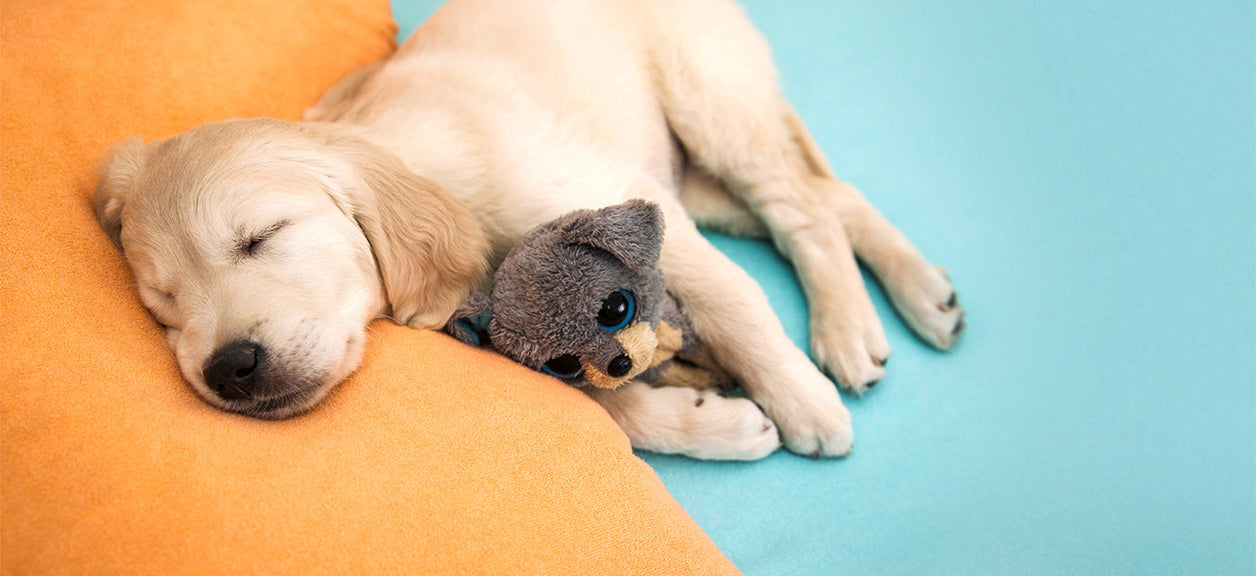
[{"xmin": 581, "ymin": 322, "xmax": 658, "ymax": 389}]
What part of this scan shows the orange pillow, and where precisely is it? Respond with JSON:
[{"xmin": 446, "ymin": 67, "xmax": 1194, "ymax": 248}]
[{"xmin": 0, "ymin": 1, "xmax": 739, "ymax": 574}]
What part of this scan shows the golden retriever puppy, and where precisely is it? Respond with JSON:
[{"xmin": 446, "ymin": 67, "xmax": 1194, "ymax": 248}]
[{"xmin": 95, "ymin": 0, "xmax": 963, "ymax": 460}]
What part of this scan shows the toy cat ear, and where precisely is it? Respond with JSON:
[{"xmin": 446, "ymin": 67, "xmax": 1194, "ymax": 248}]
[
  {"xmin": 445, "ymin": 292, "xmax": 494, "ymax": 348},
  {"xmin": 557, "ymin": 199, "xmax": 664, "ymax": 275}
]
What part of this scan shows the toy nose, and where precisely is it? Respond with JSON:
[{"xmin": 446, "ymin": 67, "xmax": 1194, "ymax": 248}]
[{"xmin": 607, "ymin": 354, "xmax": 632, "ymax": 378}]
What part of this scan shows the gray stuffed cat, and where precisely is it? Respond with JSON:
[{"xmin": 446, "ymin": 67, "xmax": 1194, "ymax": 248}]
[{"xmin": 446, "ymin": 200, "xmax": 731, "ymax": 391}]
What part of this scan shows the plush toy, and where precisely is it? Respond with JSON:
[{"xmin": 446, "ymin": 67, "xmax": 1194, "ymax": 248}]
[{"xmin": 446, "ymin": 200, "xmax": 732, "ymax": 391}]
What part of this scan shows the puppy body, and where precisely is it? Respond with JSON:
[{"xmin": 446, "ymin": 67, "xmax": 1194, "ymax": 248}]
[{"xmin": 97, "ymin": 0, "xmax": 963, "ymax": 459}]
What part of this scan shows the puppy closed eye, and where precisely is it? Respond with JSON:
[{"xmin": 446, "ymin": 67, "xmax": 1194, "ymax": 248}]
[
  {"xmin": 143, "ymin": 287, "xmax": 178, "ymax": 327},
  {"xmin": 237, "ymin": 220, "xmax": 290, "ymax": 258},
  {"xmin": 140, "ymin": 283, "xmax": 175, "ymax": 305}
]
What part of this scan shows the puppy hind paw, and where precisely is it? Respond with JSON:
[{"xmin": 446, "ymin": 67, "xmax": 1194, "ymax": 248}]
[
  {"xmin": 810, "ymin": 326, "xmax": 889, "ymax": 395},
  {"xmin": 891, "ymin": 265, "xmax": 967, "ymax": 350}
]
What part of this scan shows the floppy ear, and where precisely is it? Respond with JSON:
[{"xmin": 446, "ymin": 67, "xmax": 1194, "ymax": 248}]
[
  {"xmin": 444, "ymin": 292, "xmax": 495, "ymax": 348},
  {"xmin": 557, "ymin": 199, "xmax": 664, "ymax": 274},
  {"xmin": 322, "ymin": 132, "xmax": 490, "ymax": 330},
  {"xmin": 93, "ymin": 137, "xmax": 150, "ymax": 250}
]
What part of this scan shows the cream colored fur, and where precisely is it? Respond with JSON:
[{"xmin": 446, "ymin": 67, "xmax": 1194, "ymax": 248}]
[{"xmin": 96, "ymin": 0, "xmax": 963, "ymax": 459}]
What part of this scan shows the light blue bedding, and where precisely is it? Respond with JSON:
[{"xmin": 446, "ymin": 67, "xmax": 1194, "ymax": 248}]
[{"xmin": 393, "ymin": 2, "xmax": 1255, "ymax": 574}]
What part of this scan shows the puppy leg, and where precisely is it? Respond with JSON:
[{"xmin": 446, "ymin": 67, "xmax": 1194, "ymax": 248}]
[
  {"xmin": 651, "ymin": 26, "xmax": 888, "ymax": 391},
  {"xmin": 659, "ymin": 211, "xmax": 853, "ymax": 458},
  {"xmin": 820, "ymin": 179, "xmax": 965, "ymax": 350},
  {"xmin": 585, "ymin": 381, "xmax": 780, "ymax": 461},
  {"xmin": 788, "ymin": 117, "xmax": 965, "ymax": 349},
  {"xmin": 646, "ymin": 0, "xmax": 961, "ymax": 391},
  {"xmin": 679, "ymin": 118, "xmax": 958, "ymax": 345},
  {"xmin": 676, "ymin": 164, "xmax": 768, "ymax": 238},
  {"xmin": 650, "ymin": 360, "xmax": 733, "ymax": 392}
]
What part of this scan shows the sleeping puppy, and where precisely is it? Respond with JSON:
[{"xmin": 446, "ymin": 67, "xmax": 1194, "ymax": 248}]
[{"xmin": 94, "ymin": 0, "xmax": 964, "ymax": 460}]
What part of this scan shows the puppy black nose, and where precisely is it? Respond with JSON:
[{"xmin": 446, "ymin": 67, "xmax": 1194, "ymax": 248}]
[
  {"xmin": 607, "ymin": 354, "xmax": 632, "ymax": 378},
  {"xmin": 204, "ymin": 340, "xmax": 263, "ymax": 401}
]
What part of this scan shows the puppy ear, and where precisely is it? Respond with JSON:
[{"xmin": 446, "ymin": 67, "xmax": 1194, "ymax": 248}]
[
  {"xmin": 557, "ymin": 199, "xmax": 664, "ymax": 274},
  {"xmin": 93, "ymin": 137, "xmax": 149, "ymax": 250},
  {"xmin": 445, "ymin": 292, "xmax": 494, "ymax": 348},
  {"xmin": 323, "ymin": 133, "xmax": 490, "ymax": 330}
]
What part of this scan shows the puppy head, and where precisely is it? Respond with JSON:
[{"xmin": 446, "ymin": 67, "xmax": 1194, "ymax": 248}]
[
  {"xmin": 449, "ymin": 200, "xmax": 667, "ymax": 389},
  {"xmin": 95, "ymin": 118, "xmax": 487, "ymax": 418}
]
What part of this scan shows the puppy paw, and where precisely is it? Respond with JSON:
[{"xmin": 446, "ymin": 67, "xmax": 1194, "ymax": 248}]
[
  {"xmin": 680, "ymin": 389, "xmax": 782, "ymax": 461},
  {"xmin": 605, "ymin": 383, "xmax": 781, "ymax": 461},
  {"xmin": 760, "ymin": 371, "xmax": 854, "ymax": 458},
  {"xmin": 889, "ymin": 265, "xmax": 965, "ymax": 350},
  {"xmin": 777, "ymin": 400, "xmax": 853, "ymax": 459},
  {"xmin": 810, "ymin": 303, "xmax": 892, "ymax": 394}
]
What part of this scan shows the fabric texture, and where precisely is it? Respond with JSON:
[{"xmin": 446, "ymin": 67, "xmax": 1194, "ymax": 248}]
[{"xmin": 0, "ymin": 1, "xmax": 740, "ymax": 574}]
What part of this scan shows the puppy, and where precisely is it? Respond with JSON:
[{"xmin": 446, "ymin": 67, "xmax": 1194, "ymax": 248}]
[{"xmin": 95, "ymin": 0, "xmax": 963, "ymax": 460}]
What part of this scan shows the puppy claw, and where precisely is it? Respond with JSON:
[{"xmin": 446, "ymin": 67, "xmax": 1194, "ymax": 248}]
[
  {"xmin": 804, "ymin": 442, "xmax": 851, "ymax": 461},
  {"xmin": 952, "ymin": 318, "xmax": 966, "ymax": 337}
]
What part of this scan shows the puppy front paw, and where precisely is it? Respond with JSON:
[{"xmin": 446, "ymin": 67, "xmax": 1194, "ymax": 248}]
[
  {"xmin": 762, "ymin": 373, "xmax": 854, "ymax": 458},
  {"xmin": 779, "ymin": 407, "xmax": 853, "ymax": 459}
]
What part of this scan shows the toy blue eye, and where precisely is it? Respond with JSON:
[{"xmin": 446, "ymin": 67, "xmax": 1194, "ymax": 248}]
[
  {"xmin": 541, "ymin": 354, "xmax": 584, "ymax": 379},
  {"xmin": 597, "ymin": 289, "xmax": 635, "ymax": 332}
]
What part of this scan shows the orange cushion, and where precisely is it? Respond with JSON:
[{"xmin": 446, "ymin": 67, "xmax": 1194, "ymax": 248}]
[{"xmin": 0, "ymin": 1, "xmax": 739, "ymax": 574}]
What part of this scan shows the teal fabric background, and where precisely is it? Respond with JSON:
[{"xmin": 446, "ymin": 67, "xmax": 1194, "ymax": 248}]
[{"xmin": 393, "ymin": 2, "xmax": 1255, "ymax": 574}]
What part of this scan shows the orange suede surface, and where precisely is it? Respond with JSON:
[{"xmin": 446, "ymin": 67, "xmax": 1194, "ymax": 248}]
[{"xmin": 0, "ymin": 1, "xmax": 739, "ymax": 573}]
